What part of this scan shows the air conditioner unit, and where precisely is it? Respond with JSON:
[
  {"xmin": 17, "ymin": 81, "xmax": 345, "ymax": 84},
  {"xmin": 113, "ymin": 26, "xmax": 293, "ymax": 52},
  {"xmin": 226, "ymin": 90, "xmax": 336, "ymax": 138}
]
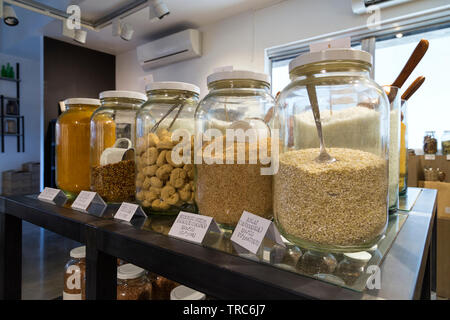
[
  {"xmin": 352, "ymin": 0, "xmax": 415, "ymax": 14},
  {"xmin": 137, "ymin": 29, "xmax": 202, "ymax": 70}
]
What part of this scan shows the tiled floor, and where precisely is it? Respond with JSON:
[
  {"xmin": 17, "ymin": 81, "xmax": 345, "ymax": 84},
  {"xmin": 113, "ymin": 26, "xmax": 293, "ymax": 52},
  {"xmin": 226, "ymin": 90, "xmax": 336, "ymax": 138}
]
[{"xmin": 22, "ymin": 221, "xmax": 81, "ymax": 300}]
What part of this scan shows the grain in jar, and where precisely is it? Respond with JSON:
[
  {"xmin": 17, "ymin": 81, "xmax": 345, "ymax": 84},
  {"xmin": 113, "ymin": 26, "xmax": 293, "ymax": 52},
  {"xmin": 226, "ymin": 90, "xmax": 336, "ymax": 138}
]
[
  {"xmin": 117, "ymin": 264, "xmax": 152, "ymax": 300},
  {"xmin": 195, "ymin": 69, "xmax": 275, "ymax": 230},
  {"xmin": 90, "ymin": 91, "xmax": 147, "ymax": 203},
  {"xmin": 273, "ymin": 49, "xmax": 389, "ymax": 252}
]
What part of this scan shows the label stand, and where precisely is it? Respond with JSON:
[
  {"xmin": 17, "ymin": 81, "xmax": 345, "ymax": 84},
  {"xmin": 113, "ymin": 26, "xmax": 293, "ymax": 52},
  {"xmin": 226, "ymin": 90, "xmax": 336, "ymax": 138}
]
[
  {"xmin": 114, "ymin": 202, "xmax": 147, "ymax": 222},
  {"xmin": 168, "ymin": 211, "xmax": 221, "ymax": 245},
  {"xmin": 38, "ymin": 187, "xmax": 67, "ymax": 207},
  {"xmin": 71, "ymin": 191, "xmax": 107, "ymax": 217}
]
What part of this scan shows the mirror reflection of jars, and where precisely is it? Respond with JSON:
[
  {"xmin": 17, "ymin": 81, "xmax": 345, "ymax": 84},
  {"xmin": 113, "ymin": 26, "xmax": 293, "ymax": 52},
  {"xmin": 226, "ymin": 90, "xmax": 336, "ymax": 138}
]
[
  {"xmin": 423, "ymin": 131, "xmax": 437, "ymax": 154},
  {"xmin": 334, "ymin": 251, "xmax": 372, "ymax": 286},
  {"xmin": 63, "ymin": 246, "xmax": 86, "ymax": 300}
]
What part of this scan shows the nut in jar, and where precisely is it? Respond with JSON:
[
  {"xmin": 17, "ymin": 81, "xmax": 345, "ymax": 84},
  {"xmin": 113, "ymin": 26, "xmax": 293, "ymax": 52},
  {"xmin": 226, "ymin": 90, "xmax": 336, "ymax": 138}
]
[{"xmin": 135, "ymin": 129, "xmax": 195, "ymax": 214}]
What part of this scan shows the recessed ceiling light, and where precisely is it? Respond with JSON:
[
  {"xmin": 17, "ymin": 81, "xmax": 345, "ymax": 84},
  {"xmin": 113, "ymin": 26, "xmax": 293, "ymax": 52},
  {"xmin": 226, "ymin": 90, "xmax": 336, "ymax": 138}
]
[{"xmin": 396, "ymin": 33, "xmax": 403, "ymax": 38}]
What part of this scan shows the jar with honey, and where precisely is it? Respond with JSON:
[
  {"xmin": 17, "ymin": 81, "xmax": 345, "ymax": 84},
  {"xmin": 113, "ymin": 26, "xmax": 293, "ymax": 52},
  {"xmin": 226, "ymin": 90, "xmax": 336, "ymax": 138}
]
[{"xmin": 56, "ymin": 98, "xmax": 100, "ymax": 199}]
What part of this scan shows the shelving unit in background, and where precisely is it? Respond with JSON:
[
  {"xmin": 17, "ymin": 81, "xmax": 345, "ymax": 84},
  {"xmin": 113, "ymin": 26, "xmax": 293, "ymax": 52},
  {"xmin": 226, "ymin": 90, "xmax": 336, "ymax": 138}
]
[{"xmin": 1, "ymin": 63, "xmax": 24, "ymax": 153}]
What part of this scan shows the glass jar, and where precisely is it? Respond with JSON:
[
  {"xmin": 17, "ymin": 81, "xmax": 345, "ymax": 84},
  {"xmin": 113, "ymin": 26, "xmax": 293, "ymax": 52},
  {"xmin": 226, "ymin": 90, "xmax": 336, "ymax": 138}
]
[
  {"xmin": 56, "ymin": 98, "xmax": 100, "ymax": 199},
  {"xmin": 423, "ymin": 131, "xmax": 437, "ymax": 154},
  {"xmin": 117, "ymin": 264, "xmax": 152, "ymax": 300},
  {"xmin": 384, "ymin": 86, "xmax": 401, "ymax": 212},
  {"xmin": 63, "ymin": 246, "xmax": 86, "ymax": 300},
  {"xmin": 90, "ymin": 91, "xmax": 147, "ymax": 203},
  {"xmin": 149, "ymin": 273, "xmax": 179, "ymax": 300},
  {"xmin": 135, "ymin": 82, "xmax": 200, "ymax": 215},
  {"xmin": 334, "ymin": 251, "xmax": 372, "ymax": 285},
  {"xmin": 399, "ymin": 99, "xmax": 408, "ymax": 195},
  {"xmin": 273, "ymin": 49, "xmax": 389, "ymax": 253},
  {"xmin": 441, "ymin": 131, "xmax": 450, "ymax": 155},
  {"xmin": 195, "ymin": 70, "xmax": 275, "ymax": 230},
  {"xmin": 170, "ymin": 285, "xmax": 206, "ymax": 300}
]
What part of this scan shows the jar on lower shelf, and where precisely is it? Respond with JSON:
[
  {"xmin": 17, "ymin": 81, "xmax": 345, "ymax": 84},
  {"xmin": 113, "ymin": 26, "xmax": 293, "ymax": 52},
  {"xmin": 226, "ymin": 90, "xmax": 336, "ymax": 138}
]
[
  {"xmin": 117, "ymin": 264, "xmax": 152, "ymax": 300},
  {"xmin": 63, "ymin": 246, "xmax": 86, "ymax": 300}
]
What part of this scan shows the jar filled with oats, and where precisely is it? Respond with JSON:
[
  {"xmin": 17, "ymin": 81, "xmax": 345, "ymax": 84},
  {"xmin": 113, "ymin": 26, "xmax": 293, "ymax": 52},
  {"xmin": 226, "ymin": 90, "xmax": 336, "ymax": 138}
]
[
  {"xmin": 195, "ymin": 69, "xmax": 275, "ymax": 231},
  {"xmin": 273, "ymin": 49, "xmax": 389, "ymax": 252},
  {"xmin": 135, "ymin": 82, "xmax": 199, "ymax": 215},
  {"xmin": 90, "ymin": 91, "xmax": 147, "ymax": 203}
]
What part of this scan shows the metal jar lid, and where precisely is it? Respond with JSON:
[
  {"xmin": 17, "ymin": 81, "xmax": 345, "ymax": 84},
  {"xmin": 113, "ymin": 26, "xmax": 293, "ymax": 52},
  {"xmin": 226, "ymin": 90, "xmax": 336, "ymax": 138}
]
[
  {"xmin": 64, "ymin": 98, "xmax": 100, "ymax": 106},
  {"xmin": 70, "ymin": 246, "xmax": 86, "ymax": 259},
  {"xmin": 99, "ymin": 90, "xmax": 147, "ymax": 101},
  {"xmin": 117, "ymin": 263, "xmax": 146, "ymax": 280}
]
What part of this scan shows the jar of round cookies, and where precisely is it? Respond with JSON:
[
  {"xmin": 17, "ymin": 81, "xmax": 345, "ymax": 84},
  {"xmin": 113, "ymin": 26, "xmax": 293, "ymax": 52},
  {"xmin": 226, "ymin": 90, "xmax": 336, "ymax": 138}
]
[{"xmin": 135, "ymin": 82, "xmax": 199, "ymax": 215}]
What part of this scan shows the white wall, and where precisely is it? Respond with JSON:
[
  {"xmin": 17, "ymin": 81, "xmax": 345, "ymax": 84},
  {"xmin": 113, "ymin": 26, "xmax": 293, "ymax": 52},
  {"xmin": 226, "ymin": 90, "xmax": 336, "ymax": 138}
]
[
  {"xmin": 0, "ymin": 49, "xmax": 42, "ymax": 192},
  {"xmin": 116, "ymin": 0, "xmax": 449, "ymax": 97}
]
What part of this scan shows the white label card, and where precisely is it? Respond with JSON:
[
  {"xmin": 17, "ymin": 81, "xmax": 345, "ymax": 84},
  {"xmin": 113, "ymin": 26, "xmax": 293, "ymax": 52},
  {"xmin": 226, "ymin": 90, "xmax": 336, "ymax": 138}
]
[
  {"xmin": 309, "ymin": 37, "xmax": 351, "ymax": 52},
  {"xmin": 447, "ymin": 155, "xmax": 450, "ymax": 161},
  {"xmin": 424, "ymin": 154, "xmax": 435, "ymax": 160},
  {"xmin": 168, "ymin": 211, "xmax": 221, "ymax": 244},
  {"xmin": 445, "ymin": 207, "xmax": 450, "ymax": 214},
  {"xmin": 231, "ymin": 211, "xmax": 286, "ymax": 255},
  {"xmin": 114, "ymin": 202, "xmax": 147, "ymax": 222},
  {"xmin": 38, "ymin": 187, "xmax": 67, "ymax": 206},
  {"xmin": 71, "ymin": 191, "xmax": 107, "ymax": 217}
]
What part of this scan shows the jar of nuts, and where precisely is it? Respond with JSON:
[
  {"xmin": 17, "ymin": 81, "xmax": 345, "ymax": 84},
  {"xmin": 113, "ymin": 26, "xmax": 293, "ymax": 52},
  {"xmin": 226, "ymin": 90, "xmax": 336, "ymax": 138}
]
[
  {"xmin": 135, "ymin": 82, "xmax": 199, "ymax": 215},
  {"xmin": 90, "ymin": 91, "xmax": 147, "ymax": 203},
  {"xmin": 117, "ymin": 264, "xmax": 152, "ymax": 300}
]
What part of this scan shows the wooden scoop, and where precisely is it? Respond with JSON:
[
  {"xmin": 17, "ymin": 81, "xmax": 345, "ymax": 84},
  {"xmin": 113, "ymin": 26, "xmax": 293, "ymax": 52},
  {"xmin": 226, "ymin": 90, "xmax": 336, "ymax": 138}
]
[
  {"xmin": 402, "ymin": 76, "xmax": 425, "ymax": 102},
  {"xmin": 388, "ymin": 39, "xmax": 429, "ymax": 102}
]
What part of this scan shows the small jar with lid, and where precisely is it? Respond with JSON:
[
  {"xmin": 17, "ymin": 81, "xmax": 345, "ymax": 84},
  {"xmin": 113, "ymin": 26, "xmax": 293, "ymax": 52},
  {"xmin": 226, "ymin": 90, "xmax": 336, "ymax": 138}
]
[
  {"xmin": 56, "ymin": 98, "xmax": 100, "ymax": 199},
  {"xmin": 423, "ymin": 131, "xmax": 437, "ymax": 154},
  {"xmin": 63, "ymin": 246, "xmax": 86, "ymax": 300},
  {"xmin": 117, "ymin": 264, "xmax": 152, "ymax": 300},
  {"xmin": 149, "ymin": 273, "xmax": 179, "ymax": 300},
  {"xmin": 170, "ymin": 285, "xmax": 206, "ymax": 300},
  {"xmin": 90, "ymin": 91, "xmax": 147, "ymax": 203},
  {"xmin": 135, "ymin": 82, "xmax": 200, "ymax": 215},
  {"xmin": 273, "ymin": 49, "xmax": 389, "ymax": 252},
  {"xmin": 195, "ymin": 69, "xmax": 275, "ymax": 230},
  {"xmin": 334, "ymin": 251, "xmax": 372, "ymax": 285},
  {"xmin": 442, "ymin": 130, "xmax": 450, "ymax": 155}
]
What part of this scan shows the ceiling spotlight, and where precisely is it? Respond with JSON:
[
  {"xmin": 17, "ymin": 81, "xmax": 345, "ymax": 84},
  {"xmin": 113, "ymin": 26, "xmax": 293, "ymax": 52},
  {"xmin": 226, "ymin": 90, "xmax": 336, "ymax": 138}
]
[
  {"xmin": 148, "ymin": 0, "xmax": 169, "ymax": 21},
  {"xmin": 3, "ymin": 4, "xmax": 19, "ymax": 26},
  {"xmin": 396, "ymin": 33, "xmax": 403, "ymax": 38},
  {"xmin": 112, "ymin": 18, "xmax": 134, "ymax": 41}
]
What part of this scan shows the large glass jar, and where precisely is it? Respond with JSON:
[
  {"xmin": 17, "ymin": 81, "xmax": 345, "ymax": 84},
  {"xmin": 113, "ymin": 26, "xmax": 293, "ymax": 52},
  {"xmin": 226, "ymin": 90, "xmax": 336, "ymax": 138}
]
[
  {"xmin": 135, "ymin": 82, "xmax": 199, "ymax": 215},
  {"xmin": 423, "ymin": 131, "xmax": 438, "ymax": 154},
  {"xmin": 273, "ymin": 49, "xmax": 389, "ymax": 253},
  {"xmin": 56, "ymin": 98, "xmax": 100, "ymax": 199},
  {"xmin": 63, "ymin": 246, "xmax": 86, "ymax": 300},
  {"xmin": 195, "ymin": 70, "xmax": 275, "ymax": 230},
  {"xmin": 399, "ymin": 99, "xmax": 408, "ymax": 195},
  {"xmin": 90, "ymin": 91, "xmax": 147, "ymax": 203},
  {"xmin": 442, "ymin": 130, "xmax": 450, "ymax": 155},
  {"xmin": 117, "ymin": 264, "xmax": 152, "ymax": 300}
]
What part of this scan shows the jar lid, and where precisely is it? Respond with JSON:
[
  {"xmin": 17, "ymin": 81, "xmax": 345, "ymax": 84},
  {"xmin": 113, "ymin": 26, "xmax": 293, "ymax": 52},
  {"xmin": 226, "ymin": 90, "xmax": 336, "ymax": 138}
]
[
  {"xmin": 207, "ymin": 70, "xmax": 270, "ymax": 85},
  {"xmin": 64, "ymin": 98, "xmax": 100, "ymax": 106},
  {"xmin": 70, "ymin": 246, "xmax": 86, "ymax": 259},
  {"xmin": 117, "ymin": 263, "xmax": 145, "ymax": 280},
  {"xmin": 343, "ymin": 251, "xmax": 372, "ymax": 262},
  {"xmin": 289, "ymin": 49, "xmax": 372, "ymax": 72},
  {"xmin": 145, "ymin": 81, "xmax": 200, "ymax": 95},
  {"xmin": 99, "ymin": 90, "xmax": 147, "ymax": 101},
  {"xmin": 170, "ymin": 285, "xmax": 206, "ymax": 300}
]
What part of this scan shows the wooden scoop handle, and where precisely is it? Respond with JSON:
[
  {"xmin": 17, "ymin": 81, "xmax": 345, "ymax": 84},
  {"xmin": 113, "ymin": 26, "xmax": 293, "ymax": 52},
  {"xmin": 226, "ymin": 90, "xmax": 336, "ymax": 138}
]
[
  {"xmin": 402, "ymin": 76, "xmax": 425, "ymax": 101},
  {"xmin": 392, "ymin": 39, "xmax": 429, "ymax": 89}
]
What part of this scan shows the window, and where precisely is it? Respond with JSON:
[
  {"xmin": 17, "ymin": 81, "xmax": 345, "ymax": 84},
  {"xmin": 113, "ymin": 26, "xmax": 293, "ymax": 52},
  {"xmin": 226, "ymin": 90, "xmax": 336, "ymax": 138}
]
[{"xmin": 270, "ymin": 26, "xmax": 450, "ymax": 150}]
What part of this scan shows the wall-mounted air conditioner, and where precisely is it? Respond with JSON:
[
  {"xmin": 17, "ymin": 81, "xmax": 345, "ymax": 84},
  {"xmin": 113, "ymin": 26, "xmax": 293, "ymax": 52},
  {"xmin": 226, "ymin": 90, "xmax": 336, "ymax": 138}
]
[
  {"xmin": 352, "ymin": 0, "xmax": 415, "ymax": 14},
  {"xmin": 137, "ymin": 29, "xmax": 202, "ymax": 70}
]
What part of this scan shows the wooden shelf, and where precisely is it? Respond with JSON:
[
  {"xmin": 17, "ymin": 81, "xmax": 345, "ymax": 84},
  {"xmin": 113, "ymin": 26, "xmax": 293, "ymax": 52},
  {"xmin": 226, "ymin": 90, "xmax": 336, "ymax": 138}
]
[{"xmin": 0, "ymin": 76, "xmax": 20, "ymax": 83}]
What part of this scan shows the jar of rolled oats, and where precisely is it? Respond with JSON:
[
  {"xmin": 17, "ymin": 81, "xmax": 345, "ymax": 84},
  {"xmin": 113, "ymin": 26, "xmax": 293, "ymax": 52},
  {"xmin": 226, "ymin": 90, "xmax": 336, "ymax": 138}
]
[
  {"xmin": 135, "ymin": 82, "xmax": 199, "ymax": 215},
  {"xmin": 273, "ymin": 49, "xmax": 389, "ymax": 252}
]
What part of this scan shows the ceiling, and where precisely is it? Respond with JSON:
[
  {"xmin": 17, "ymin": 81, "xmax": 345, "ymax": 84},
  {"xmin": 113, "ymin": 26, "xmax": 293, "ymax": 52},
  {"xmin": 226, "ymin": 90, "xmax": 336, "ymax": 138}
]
[{"xmin": 13, "ymin": 0, "xmax": 284, "ymax": 55}]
